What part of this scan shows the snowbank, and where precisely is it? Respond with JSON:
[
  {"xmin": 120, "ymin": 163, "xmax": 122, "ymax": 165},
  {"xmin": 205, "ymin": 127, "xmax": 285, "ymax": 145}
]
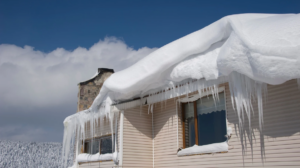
[
  {"xmin": 177, "ymin": 142, "xmax": 228, "ymax": 156},
  {"xmin": 77, "ymin": 153, "xmax": 113, "ymax": 163}
]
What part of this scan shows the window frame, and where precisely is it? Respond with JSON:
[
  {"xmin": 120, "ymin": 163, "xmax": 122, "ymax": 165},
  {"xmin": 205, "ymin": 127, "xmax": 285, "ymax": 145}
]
[
  {"xmin": 83, "ymin": 134, "xmax": 114, "ymax": 154},
  {"xmin": 181, "ymin": 88, "xmax": 227, "ymax": 149}
]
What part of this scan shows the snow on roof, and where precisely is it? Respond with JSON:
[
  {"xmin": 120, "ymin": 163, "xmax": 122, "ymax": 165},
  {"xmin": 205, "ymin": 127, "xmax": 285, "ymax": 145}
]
[
  {"xmin": 91, "ymin": 13, "xmax": 300, "ymax": 108},
  {"xmin": 78, "ymin": 71, "xmax": 99, "ymax": 85}
]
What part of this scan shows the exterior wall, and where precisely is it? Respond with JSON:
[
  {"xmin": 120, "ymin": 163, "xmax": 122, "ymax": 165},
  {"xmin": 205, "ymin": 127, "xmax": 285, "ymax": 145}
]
[
  {"xmin": 149, "ymin": 79, "xmax": 300, "ymax": 168},
  {"xmin": 77, "ymin": 71, "xmax": 113, "ymax": 112},
  {"xmin": 122, "ymin": 106, "xmax": 153, "ymax": 168}
]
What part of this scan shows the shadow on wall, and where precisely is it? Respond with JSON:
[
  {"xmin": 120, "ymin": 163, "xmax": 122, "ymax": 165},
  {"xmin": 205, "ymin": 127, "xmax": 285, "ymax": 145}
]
[
  {"xmin": 124, "ymin": 106, "xmax": 153, "ymax": 139},
  {"xmin": 125, "ymin": 99, "xmax": 179, "ymax": 141},
  {"xmin": 152, "ymin": 100, "xmax": 179, "ymax": 140},
  {"xmin": 227, "ymin": 79, "xmax": 300, "ymax": 163}
]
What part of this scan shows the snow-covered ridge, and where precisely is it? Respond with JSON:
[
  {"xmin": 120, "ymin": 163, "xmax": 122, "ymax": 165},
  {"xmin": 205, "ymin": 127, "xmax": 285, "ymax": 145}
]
[
  {"xmin": 0, "ymin": 140, "xmax": 73, "ymax": 168},
  {"xmin": 62, "ymin": 13, "xmax": 300, "ymax": 166}
]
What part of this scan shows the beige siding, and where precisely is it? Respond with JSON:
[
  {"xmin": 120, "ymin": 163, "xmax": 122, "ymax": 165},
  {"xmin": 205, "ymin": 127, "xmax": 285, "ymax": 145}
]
[
  {"xmin": 151, "ymin": 79, "xmax": 300, "ymax": 168},
  {"xmin": 122, "ymin": 106, "xmax": 153, "ymax": 167}
]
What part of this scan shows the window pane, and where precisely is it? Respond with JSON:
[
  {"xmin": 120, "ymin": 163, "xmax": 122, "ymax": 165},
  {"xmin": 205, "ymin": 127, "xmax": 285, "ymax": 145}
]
[
  {"xmin": 84, "ymin": 139, "xmax": 100, "ymax": 154},
  {"xmin": 196, "ymin": 92, "xmax": 227, "ymax": 146},
  {"xmin": 184, "ymin": 103, "xmax": 195, "ymax": 147},
  {"xmin": 84, "ymin": 142, "xmax": 89, "ymax": 153},
  {"xmin": 100, "ymin": 136, "xmax": 112, "ymax": 154},
  {"xmin": 91, "ymin": 139, "xmax": 100, "ymax": 154}
]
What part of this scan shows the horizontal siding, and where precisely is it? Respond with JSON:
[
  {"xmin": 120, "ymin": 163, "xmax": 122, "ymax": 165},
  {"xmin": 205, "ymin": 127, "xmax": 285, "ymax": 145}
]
[
  {"xmin": 152, "ymin": 79, "xmax": 300, "ymax": 168},
  {"xmin": 122, "ymin": 106, "xmax": 153, "ymax": 168}
]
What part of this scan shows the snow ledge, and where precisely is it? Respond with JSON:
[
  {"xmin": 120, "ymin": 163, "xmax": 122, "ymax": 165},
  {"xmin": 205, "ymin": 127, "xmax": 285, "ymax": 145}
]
[
  {"xmin": 77, "ymin": 153, "xmax": 113, "ymax": 163},
  {"xmin": 177, "ymin": 142, "xmax": 228, "ymax": 156}
]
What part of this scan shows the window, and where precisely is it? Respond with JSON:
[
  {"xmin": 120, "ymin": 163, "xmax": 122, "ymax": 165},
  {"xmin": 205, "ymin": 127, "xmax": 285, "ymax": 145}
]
[
  {"xmin": 182, "ymin": 92, "xmax": 227, "ymax": 148},
  {"xmin": 84, "ymin": 135, "xmax": 113, "ymax": 154}
]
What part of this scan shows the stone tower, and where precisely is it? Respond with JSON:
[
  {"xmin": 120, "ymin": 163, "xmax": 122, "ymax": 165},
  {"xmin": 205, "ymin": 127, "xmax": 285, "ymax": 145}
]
[{"xmin": 77, "ymin": 68, "xmax": 114, "ymax": 112}]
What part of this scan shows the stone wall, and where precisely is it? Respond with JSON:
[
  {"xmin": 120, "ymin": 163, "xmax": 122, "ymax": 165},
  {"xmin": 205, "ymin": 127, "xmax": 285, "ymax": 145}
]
[{"xmin": 77, "ymin": 71, "xmax": 113, "ymax": 112}]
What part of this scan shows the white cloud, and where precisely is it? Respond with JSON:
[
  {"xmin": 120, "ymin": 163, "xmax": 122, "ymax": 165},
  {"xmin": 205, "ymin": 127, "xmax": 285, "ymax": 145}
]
[{"xmin": 0, "ymin": 37, "xmax": 156, "ymax": 141}]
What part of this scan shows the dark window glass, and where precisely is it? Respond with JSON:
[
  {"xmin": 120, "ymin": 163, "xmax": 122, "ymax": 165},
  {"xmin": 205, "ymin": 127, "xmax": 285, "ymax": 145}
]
[
  {"xmin": 100, "ymin": 136, "xmax": 112, "ymax": 154},
  {"xmin": 84, "ymin": 142, "xmax": 89, "ymax": 153},
  {"xmin": 197, "ymin": 92, "xmax": 227, "ymax": 145}
]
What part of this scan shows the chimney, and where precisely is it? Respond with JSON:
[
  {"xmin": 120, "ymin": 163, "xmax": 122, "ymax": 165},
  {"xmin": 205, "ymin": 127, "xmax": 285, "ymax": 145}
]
[{"xmin": 98, "ymin": 68, "xmax": 114, "ymax": 73}]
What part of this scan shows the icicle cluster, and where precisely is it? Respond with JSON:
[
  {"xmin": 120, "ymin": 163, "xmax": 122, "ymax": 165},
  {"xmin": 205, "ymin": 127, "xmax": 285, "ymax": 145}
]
[{"xmin": 62, "ymin": 97, "xmax": 120, "ymax": 168}]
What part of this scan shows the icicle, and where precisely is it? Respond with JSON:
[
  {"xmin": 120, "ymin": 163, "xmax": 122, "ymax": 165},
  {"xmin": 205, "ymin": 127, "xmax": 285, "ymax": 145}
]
[
  {"xmin": 151, "ymin": 104, "xmax": 154, "ymax": 113},
  {"xmin": 140, "ymin": 94, "xmax": 143, "ymax": 116},
  {"xmin": 113, "ymin": 111, "xmax": 119, "ymax": 164},
  {"xmin": 109, "ymin": 110, "xmax": 115, "ymax": 156},
  {"xmin": 148, "ymin": 104, "xmax": 151, "ymax": 114},
  {"xmin": 228, "ymin": 72, "xmax": 267, "ymax": 143},
  {"xmin": 185, "ymin": 82, "xmax": 189, "ymax": 98},
  {"xmin": 152, "ymin": 107, "xmax": 154, "ymax": 168},
  {"xmin": 210, "ymin": 85, "xmax": 217, "ymax": 107},
  {"xmin": 175, "ymin": 99, "xmax": 179, "ymax": 150}
]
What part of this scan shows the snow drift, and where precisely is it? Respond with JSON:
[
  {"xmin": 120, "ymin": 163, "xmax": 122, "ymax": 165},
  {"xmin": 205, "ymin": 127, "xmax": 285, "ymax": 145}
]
[{"xmin": 62, "ymin": 13, "xmax": 300, "ymax": 166}]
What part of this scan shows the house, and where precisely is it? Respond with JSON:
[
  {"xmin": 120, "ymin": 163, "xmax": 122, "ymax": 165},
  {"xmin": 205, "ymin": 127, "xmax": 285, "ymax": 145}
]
[{"xmin": 63, "ymin": 13, "xmax": 300, "ymax": 168}]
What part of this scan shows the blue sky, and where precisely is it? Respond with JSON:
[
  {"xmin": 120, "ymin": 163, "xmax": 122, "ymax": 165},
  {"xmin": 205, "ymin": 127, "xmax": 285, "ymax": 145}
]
[
  {"xmin": 0, "ymin": 0, "xmax": 299, "ymax": 142},
  {"xmin": 1, "ymin": 0, "xmax": 299, "ymax": 52}
]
